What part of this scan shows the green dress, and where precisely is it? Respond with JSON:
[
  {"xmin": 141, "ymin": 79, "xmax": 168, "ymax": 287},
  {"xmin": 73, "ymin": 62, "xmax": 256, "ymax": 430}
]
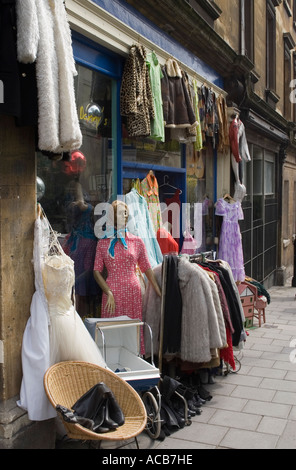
[{"xmin": 146, "ymin": 51, "xmax": 165, "ymax": 142}]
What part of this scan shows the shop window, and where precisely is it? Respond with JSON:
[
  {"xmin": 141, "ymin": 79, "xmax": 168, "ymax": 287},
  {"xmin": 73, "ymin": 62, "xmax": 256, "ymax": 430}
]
[
  {"xmin": 37, "ymin": 64, "xmax": 114, "ymax": 317},
  {"xmin": 283, "ymin": 33, "xmax": 296, "ymax": 120},
  {"xmin": 283, "ymin": 180, "xmax": 290, "ymax": 239},
  {"xmin": 186, "ymin": 142, "xmax": 214, "ymax": 253},
  {"xmin": 284, "ymin": 0, "xmax": 293, "ymax": 16},
  {"xmin": 243, "ymin": 0, "xmax": 254, "ymax": 62},
  {"xmin": 293, "ymin": 52, "xmax": 296, "ymax": 122},
  {"xmin": 253, "ymin": 146, "xmax": 263, "ymax": 222},
  {"xmin": 266, "ymin": 1, "xmax": 278, "ymax": 106},
  {"xmin": 122, "ymin": 135, "xmax": 182, "ymax": 168},
  {"xmin": 264, "ymin": 151, "xmax": 275, "ymax": 195},
  {"xmin": 293, "ymin": 181, "xmax": 296, "ymax": 235}
]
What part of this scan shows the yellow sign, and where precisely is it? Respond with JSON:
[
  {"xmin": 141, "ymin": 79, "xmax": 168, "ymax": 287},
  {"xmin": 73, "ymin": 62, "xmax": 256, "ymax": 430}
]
[{"xmin": 79, "ymin": 104, "xmax": 104, "ymax": 129}]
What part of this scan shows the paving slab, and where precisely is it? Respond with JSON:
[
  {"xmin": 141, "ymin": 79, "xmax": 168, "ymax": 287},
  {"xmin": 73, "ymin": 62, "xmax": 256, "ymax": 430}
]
[
  {"xmin": 219, "ymin": 428, "xmax": 279, "ymax": 449},
  {"xmin": 256, "ymin": 416, "xmax": 288, "ymax": 435},
  {"xmin": 242, "ymin": 399, "xmax": 292, "ymax": 419},
  {"xmin": 208, "ymin": 409, "xmax": 261, "ymax": 431}
]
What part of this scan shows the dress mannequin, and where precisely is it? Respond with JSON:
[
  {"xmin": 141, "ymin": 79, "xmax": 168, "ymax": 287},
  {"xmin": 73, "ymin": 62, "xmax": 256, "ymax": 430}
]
[
  {"xmin": 229, "ymin": 113, "xmax": 250, "ymax": 202},
  {"xmin": 94, "ymin": 201, "xmax": 161, "ymax": 319}
]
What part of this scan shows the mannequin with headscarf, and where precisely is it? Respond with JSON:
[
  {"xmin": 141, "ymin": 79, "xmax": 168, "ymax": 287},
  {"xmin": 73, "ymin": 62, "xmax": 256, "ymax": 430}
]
[{"xmin": 93, "ymin": 201, "xmax": 161, "ymax": 321}]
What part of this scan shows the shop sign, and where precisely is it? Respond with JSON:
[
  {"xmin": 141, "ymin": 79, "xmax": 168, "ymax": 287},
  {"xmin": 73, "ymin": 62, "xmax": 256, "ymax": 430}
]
[{"xmin": 79, "ymin": 103, "xmax": 104, "ymax": 130}]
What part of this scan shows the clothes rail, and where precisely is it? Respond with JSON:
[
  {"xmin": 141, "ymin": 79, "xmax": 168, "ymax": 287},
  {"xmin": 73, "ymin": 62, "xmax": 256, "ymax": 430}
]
[
  {"xmin": 158, "ymin": 251, "xmax": 216, "ymax": 372},
  {"xmin": 189, "ymin": 250, "xmax": 216, "ymax": 262}
]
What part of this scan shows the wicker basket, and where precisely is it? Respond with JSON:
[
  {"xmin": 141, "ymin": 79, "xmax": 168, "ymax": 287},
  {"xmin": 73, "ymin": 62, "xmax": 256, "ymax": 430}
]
[{"xmin": 44, "ymin": 361, "xmax": 147, "ymax": 442}]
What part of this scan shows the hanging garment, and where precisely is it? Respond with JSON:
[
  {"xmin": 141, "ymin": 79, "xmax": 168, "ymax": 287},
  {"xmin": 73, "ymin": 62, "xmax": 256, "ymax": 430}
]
[
  {"xmin": 217, "ymin": 95, "xmax": 229, "ymax": 153},
  {"xmin": 161, "ymin": 188, "xmax": 182, "ymax": 248},
  {"xmin": 180, "ymin": 228, "xmax": 198, "ymax": 255},
  {"xmin": 157, "ymin": 227, "xmax": 179, "ymax": 255},
  {"xmin": 229, "ymin": 117, "xmax": 251, "ymax": 163},
  {"xmin": 215, "ymin": 198, "xmax": 245, "ymax": 282},
  {"xmin": 140, "ymin": 172, "xmax": 162, "ymax": 233},
  {"xmin": 142, "ymin": 264, "xmax": 162, "ymax": 357},
  {"xmin": 192, "ymin": 80, "xmax": 203, "ymax": 151},
  {"xmin": 125, "ymin": 188, "xmax": 163, "ymax": 268},
  {"xmin": 200, "ymin": 260, "xmax": 245, "ymax": 346},
  {"xmin": 177, "ymin": 257, "xmax": 226, "ymax": 364},
  {"xmin": 15, "ymin": 0, "xmax": 82, "ymax": 153},
  {"xmin": 162, "ymin": 255, "xmax": 183, "ymax": 354},
  {"xmin": 120, "ymin": 44, "xmax": 155, "ymax": 137},
  {"xmin": 220, "ymin": 327, "xmax": 236, "ymax": 370},
  {"xmin": 161, "ymin": 59, "xmax": 198, "ymax": 129},
  {"xmin": 146, "ymin": 51, "xmax": 165, "ymax": 142},
  {"xmin": 203, "ymin": 85, "xmax": 219, "ymax": 148},
  {"xmin": 0, "ymin": 0, "xmax": 38, "ymax": 125}
]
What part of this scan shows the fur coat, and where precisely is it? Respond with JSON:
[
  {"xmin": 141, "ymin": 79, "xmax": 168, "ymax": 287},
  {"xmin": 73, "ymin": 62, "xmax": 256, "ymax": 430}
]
[
  {"xmin": 142, "ymin": 257, "xmax": 226, "ymax": 364},
  {"xmin": 16, "ymin": 0, "xmax": 82, "ymax": 153},
  {"xmin": 120, "ymin": 44, "xmax": 155, "ymax": 137},
  {"xmin": 178, "ymin": 257, "xmax": 226, "ymax": 363}
]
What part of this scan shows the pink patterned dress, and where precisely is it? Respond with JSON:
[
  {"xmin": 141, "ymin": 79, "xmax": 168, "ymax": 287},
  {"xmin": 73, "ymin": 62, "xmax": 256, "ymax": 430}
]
[
  {"xmin": 94, "ymin": 232, "xmax": 151, "ymax": 320},
  {"xmin": 215, "ymin": 198, "xmax": 245, "ymax": 282}
]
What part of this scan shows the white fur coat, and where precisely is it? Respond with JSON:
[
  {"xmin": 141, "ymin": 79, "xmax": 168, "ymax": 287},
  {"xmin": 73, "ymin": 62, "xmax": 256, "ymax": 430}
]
[
  {"xmin": 16, "ymin": 0, "xmax": 82, "ymax": 153},
  {"xmin": 142, "ymin": 257, "xmax": 226, "ymax": 364}
]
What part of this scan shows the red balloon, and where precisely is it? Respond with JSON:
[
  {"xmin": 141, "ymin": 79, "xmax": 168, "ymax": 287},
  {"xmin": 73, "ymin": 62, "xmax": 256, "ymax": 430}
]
[{"xmin": 62, "ymin": 150, "xmax": 86, "ymax": 176}]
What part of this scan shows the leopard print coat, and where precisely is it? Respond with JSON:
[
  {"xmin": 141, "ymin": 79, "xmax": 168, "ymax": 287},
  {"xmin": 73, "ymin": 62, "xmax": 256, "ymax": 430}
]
[{"xmin": 120, "ymin": 45, "xmax": 155, "ymax": 137}]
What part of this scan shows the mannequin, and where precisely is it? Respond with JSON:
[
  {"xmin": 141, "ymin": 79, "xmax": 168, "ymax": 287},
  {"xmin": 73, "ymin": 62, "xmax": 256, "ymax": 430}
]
[
  {"xmin": 94, "ymin": 201, "xmax": 161, "ymax": 318},
  {"xmin": 229, "ymin": 112, "xmax": 250, "ymax": 202}
]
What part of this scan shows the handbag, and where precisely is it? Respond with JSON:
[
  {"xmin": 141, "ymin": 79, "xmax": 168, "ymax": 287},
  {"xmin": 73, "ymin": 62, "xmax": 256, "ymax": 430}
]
[{"xmin": 57, "ymin": 382, "xmax": 125, "ymax": 433}]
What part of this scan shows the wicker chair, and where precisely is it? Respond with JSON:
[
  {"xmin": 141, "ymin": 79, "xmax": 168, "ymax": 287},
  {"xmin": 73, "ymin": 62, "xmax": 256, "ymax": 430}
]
[{"xmin": 44, "ymin": 361, "xmax": 147, "ymax": 448}]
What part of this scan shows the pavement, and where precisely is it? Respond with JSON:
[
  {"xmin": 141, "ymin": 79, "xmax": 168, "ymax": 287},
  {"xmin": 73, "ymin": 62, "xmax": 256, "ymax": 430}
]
[{"xmin": 57, "ymin": 278, "xmax": 296, "ymax": 450}]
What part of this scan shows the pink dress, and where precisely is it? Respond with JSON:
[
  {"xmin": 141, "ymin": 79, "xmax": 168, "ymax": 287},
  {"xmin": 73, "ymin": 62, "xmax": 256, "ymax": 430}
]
[{"xmin": 94, "ymin": 232, "xmax": 151, "ymax": 320}]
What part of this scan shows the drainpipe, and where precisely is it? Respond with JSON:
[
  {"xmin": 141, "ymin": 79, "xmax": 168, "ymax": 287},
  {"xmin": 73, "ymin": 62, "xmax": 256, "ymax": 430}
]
[{"xmin": 240, "ymin": 0, "xmax": 245, "ymax": 56}]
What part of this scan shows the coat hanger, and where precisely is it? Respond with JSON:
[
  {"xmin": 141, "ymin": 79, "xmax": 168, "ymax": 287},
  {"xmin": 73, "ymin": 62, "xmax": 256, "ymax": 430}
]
[
  {"xmin": 223, "ymin": 193, "xmax": 235, "ymax": 203},
  {"xmin": 159, "ymin": 175, "xmax": 182, "ymax": 194}
]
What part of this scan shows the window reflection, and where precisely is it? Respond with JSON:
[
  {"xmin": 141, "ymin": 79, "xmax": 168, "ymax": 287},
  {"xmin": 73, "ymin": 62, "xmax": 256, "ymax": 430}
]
[{"xmin": 37, "ymin": 65, "xmax": 113, "ymax": 317}]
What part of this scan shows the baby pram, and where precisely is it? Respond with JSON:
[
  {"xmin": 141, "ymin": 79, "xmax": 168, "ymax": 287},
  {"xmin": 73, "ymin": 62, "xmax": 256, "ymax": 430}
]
[{"xmin": 84, "ymin": 316, "xmax": 162, "ymax": 439}]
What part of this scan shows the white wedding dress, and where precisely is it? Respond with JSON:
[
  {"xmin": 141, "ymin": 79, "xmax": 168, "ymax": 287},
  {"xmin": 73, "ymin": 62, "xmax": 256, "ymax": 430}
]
[
  {"xmin": 43, "ymin": 251, "xmax": 105, "ymax": 366},
  {"xmin": 18, "ymin": 213, "xmax": 106, "ymax": 421}
]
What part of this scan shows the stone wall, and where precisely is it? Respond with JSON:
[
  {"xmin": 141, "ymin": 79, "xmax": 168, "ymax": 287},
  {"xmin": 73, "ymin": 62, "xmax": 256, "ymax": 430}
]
[{"xmin": 0, "ymin": 116, "xmax": 55, "ymax": 448}]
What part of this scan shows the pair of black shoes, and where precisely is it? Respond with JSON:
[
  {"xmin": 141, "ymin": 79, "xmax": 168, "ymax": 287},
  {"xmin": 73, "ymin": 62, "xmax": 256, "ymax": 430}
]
[
  {"xmin": 180, "ymin": 374, "xmax": 213, "ymax": 402},
  {"xmin": 174, "ymin": 383, "xmax": 205, "ymax": 416}
]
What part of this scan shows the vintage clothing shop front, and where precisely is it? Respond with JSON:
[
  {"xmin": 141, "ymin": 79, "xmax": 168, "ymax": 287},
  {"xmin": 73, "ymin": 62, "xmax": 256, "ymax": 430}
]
[
  {"xmin": 36, "ymin": 0, "xmax": 231, "ymax": 321},
  {"xmin": 0, "ymin": 0, "xmax": 258, "ymax": 448}
]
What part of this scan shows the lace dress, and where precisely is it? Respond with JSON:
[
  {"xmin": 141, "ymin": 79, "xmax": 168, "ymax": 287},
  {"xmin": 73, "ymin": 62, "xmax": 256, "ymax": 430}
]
[
  {"xmin": 18, "ymin": 214, "xmax": 106, "ymax": 421},
  {"xmin": 42, "ymin": 250, "xmax": 106, "ymax": 367}
]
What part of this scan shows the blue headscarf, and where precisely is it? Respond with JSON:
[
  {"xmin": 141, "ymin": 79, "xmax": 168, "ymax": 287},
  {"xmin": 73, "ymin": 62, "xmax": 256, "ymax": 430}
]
[{"xmin": 102, "ymin": 227, "xmax": 128, "ymax": 258}]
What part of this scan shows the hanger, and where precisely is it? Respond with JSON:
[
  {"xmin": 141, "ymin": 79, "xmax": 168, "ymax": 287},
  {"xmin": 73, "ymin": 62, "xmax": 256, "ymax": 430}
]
[
  {"xmin": 223, "ymin": 193, "xmax": 235, "ymax": 203},
  {"xmin": 159, "ymin": 175, "xmax": 182, "ymax": 194}
]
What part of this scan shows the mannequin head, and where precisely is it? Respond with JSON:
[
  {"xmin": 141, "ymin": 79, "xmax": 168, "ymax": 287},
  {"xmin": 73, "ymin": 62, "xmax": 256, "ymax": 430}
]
[{"xmin": 112, "ymin": 200, "xmax": 129, "ymax": 229}]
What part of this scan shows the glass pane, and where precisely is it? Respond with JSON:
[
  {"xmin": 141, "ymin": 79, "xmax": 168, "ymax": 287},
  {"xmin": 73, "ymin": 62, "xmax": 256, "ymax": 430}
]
[
  {"xmin": 186, "ymin": 143, "xmax": 214, "ymax": 251},
  {"xmin": 253, "ymin": 146, "xmax": 263, "ymax": 195},
  {"xmin": 37, "ymin": 65, "xmax": 114, "ymax": 317},
  {"xmin": 264, "ymin": 151, "xmax": 275, "ymax": 195},
  {"xmin": 122, "ymin": 134, "xmax": 182, "ymax": 167}
]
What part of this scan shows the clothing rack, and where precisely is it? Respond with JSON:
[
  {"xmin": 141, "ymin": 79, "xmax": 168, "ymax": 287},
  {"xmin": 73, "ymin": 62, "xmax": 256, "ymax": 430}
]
[
  {"xmin": 189, "ymin": 250, "xmax": 216, "ymax": 262},
  {"xmin": 158, "ymin": 251, "xmax": 215, "ymax": 372}
]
